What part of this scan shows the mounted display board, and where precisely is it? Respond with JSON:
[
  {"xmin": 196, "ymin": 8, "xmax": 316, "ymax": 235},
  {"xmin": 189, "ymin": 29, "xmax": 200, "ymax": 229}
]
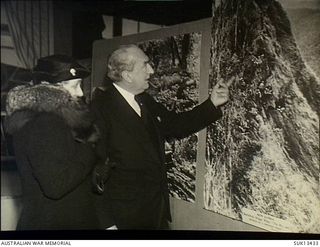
[{"xmin": 204, "ymin": 0, "xmax": 319, "ymax": 234}]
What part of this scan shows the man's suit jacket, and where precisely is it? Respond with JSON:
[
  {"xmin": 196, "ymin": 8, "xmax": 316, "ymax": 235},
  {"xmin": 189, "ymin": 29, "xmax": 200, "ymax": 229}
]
[{"xmin": 91, "ymin": 84, "xmax": 222, "ymax": 229}]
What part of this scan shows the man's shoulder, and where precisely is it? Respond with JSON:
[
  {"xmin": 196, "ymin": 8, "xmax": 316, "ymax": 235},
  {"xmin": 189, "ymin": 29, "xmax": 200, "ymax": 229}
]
[
  {"xmin": 91, "ymin": 86, "xmax": 115, "ymax": 104},
  {"xmin": 92, "ymin": 86, "xmax": 109, "ymax": 99},
  {"xmin": 140, "ymin": 91, "xmax": 156, "ymax": 103}
]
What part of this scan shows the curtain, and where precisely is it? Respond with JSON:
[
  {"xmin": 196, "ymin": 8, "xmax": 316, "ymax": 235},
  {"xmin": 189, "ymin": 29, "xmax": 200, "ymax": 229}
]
[{"xmin": 3, "ymin": 0, "xmax": 54, "ymax": 69}]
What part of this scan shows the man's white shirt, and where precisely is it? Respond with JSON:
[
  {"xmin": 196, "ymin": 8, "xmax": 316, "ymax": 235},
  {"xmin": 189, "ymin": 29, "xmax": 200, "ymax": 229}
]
[{"xmin": 113, "ymin": 83, "xmax": 141, "ymax": 117}]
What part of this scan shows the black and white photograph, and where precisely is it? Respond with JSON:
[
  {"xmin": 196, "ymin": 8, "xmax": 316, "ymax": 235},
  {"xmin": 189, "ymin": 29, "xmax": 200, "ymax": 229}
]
[{"xmin": 205, "ymin": 0, "xmax": 320, "ymax": 233}]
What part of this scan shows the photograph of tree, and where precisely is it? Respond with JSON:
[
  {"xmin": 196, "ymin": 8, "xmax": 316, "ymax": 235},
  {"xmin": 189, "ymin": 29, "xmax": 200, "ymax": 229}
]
[
  {"xmin": 204, "ymin": 0, "xmax": 319, "ymax": 233},
  {"xmin": 137, "ymin": 32, "xmax": 202, "ymax": 202}
]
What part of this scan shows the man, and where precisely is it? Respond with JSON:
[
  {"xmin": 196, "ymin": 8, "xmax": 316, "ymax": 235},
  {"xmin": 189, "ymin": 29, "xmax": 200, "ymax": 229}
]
[{"xmin": 91, "ymin": 44, "xmax": 232, "ymax": 230}]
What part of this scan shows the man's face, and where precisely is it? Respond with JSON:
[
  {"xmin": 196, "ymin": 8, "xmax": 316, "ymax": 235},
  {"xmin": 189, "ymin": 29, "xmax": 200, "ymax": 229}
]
[{"xmin": 126, "ymin": 47, "xmax": 154, "ymax": 94}]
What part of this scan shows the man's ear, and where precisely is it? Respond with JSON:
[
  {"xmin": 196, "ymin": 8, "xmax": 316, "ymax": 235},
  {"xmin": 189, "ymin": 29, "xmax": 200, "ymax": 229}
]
[{"xmin": 121, "ymin": 70, "xmax": 132, "ymax": 83}]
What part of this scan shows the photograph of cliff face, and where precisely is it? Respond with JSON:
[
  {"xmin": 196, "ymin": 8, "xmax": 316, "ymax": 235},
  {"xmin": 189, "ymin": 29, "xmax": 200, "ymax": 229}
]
[
  {"xmin": 138, "ymin": 32, "xmax": 202, "ymax": 202},
  {"xmin": 205, "ymin": 0, "xmax": 319, "ymax": 233}
]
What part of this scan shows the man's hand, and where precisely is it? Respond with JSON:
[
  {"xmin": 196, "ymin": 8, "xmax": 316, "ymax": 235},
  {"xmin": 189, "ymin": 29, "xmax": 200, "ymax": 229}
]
[{"xmin": 210, "ymin": 76, "xmax": 234, "ymax": 107}]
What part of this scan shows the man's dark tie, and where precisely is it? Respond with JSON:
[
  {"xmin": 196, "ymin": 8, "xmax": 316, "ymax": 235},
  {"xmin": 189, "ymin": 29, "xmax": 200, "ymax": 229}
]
[{"xmin": 134, "ymin": 94, "xmax": 159, "ymax": 148}]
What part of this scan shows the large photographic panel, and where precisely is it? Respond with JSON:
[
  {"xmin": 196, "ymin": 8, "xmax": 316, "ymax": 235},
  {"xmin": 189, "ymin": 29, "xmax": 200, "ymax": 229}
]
[{"xmin": 204, "ymin": 0, "xmax": 320, "ymax": 233}]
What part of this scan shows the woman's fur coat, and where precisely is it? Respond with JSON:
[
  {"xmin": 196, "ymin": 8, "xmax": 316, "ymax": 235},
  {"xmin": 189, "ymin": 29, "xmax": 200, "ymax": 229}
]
[{"xmin": 6, "ymin": 83, "xmax": 99, "ymax": 143}]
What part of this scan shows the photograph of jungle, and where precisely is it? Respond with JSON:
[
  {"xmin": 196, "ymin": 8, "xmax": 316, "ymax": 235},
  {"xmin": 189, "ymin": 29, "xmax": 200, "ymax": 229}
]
[
  {"xmin": 204, "ymin": 0, "xmax": 319, "ymax": 233},
  {"xmin": 138, "ymin": 32, "xmax": 202, "ymax": 202}
]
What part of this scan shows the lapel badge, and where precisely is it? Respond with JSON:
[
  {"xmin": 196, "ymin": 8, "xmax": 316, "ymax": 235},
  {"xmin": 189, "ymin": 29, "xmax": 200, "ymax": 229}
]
[{"xmin": 157, "ymin": 116, "xmax": 161, "ymax": 122}]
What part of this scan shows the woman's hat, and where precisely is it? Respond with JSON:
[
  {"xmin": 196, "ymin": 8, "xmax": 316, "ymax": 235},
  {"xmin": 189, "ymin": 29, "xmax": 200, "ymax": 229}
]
[{"xmin": 33, "ymin": 54, "xmax": 90, "ymax": 84}]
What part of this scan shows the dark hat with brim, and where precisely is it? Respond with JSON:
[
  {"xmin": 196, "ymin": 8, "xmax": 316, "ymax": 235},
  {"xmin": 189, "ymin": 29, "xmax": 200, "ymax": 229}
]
[{"xmin": 33, "ymin": 54, "xmax": 90, "ymax": 84}]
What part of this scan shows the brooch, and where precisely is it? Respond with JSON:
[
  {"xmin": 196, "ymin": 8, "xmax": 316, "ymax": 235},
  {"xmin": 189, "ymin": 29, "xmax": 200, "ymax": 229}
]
[{"xmin": 70, "ymin": 68, "xmax": 77, "ymax": 76}]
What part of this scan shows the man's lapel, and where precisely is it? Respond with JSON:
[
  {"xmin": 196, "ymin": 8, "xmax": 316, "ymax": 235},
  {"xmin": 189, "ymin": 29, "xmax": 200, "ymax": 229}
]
[{"xmin": 108, "ymin": 85, "xmax": 162, "ymax": 163}]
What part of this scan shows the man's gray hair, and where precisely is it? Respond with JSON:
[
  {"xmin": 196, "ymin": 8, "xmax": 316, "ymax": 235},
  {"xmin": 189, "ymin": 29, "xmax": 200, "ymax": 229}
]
[{"xmin": 107, "ymin": 44, "xmax": 139, "ymax": 82}]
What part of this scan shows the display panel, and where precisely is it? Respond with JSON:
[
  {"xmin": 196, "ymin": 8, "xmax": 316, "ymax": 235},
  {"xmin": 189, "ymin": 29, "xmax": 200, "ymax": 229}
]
[{"xmin": 204, "ymin": 0, "xmax": 320, "ymax": 233}]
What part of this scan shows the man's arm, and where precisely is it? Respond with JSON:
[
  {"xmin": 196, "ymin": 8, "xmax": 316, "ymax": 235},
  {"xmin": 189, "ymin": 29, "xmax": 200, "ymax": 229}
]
[{"xmin": 147, "ymin": 77, "xmax": 233, "ymax": 139}]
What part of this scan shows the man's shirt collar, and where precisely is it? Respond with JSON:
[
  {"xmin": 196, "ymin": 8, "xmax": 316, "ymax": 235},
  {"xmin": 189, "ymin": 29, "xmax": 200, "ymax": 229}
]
[{"xmin": 113, "ymin": 83, "xmax": 141, "ymax": 116}]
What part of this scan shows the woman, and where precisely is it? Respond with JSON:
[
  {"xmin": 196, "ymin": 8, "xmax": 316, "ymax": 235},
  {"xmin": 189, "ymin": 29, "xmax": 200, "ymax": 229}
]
[{"xmin": 5, "ymin": 55, "xmax": 100, "ymax": 230}]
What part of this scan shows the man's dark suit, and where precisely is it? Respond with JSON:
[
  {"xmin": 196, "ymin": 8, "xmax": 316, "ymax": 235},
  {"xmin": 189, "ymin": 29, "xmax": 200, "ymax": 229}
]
[{"xmin": 91, "ymin": 84, "xmax": 223, "ymax": 229}]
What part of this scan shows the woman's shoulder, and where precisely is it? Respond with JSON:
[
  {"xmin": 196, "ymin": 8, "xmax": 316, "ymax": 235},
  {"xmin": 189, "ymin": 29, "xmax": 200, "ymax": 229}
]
[
  {"xmin": 30, "ymin": 112, "xmax": 67, "ymax": 128},
  {"xmin": 91, "ymin": 86, "xmax": 110, "ymax": 102},
  {"xmin": 5, "ymin": 110, "xmax": 65, "ymax": 135}
]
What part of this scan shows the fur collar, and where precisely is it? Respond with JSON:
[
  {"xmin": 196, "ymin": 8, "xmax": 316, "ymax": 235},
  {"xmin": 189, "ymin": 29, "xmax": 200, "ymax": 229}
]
[{"xmin": 5, "ymin": 84, "xmax": 94, "ymax": 135}]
